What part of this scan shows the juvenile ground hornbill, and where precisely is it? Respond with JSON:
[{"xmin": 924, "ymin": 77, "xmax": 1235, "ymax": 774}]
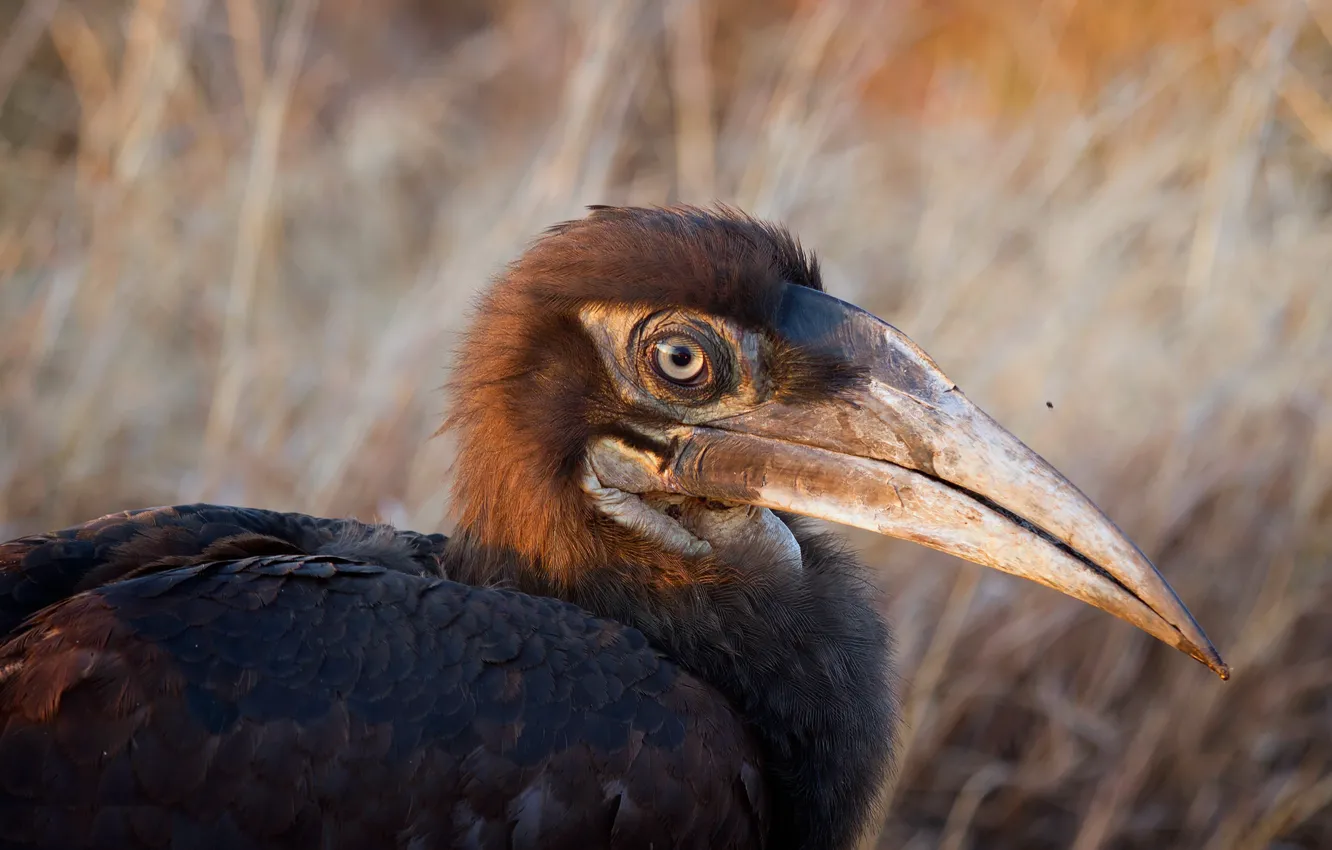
[{"xmin": 0, "ymin": 206, "xmax": 1227, "ymax": 850}]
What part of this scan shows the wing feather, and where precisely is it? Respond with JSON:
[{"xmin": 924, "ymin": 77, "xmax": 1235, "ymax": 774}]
[{"xmin": 0, "ymin": 508, "xmax": 766, "ymax": 850}]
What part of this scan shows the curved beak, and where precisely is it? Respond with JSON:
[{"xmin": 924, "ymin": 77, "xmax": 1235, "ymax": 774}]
[{"xmin": 591, "ymin": 284, "xmax": 1229, "ymax": 679}]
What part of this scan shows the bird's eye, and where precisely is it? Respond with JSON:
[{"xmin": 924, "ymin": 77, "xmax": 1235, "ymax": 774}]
[{"xmin": 651, "ymin": 335, "xmax": 708, "ymax": 385}]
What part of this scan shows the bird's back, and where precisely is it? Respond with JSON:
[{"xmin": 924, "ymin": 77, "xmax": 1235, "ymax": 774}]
[
  {"xmin": 0, "ymin": 504, "xmax": 449, "ymax": 638},
  {"xmin": 0, "ymin": 506, "xmax": 765, "ymax": 850}
]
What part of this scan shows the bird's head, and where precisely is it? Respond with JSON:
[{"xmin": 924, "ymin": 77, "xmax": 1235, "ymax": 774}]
[{"xmin": 445, "ymin": 204, "xmax": 1227, "ymax": 678}]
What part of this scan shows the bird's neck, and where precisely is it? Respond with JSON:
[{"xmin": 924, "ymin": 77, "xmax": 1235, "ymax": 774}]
[{"xmin": 447, "ymin": 521, "xmax": 897, "ymax": 850}]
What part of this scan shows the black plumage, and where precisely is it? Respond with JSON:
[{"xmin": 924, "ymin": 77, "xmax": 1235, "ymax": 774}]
[{"xmin": 0, "ymin": 503, "xmax": 880, "ymax": 849}]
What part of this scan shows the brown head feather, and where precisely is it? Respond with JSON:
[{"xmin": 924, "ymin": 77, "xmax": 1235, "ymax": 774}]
[{"xmin": 443, "ymin": 204, "xmax": 834, "ymax": 578}]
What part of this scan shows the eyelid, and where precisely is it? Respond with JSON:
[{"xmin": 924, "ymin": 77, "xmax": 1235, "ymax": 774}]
[{"xmin": 629, "ymin": 313, "xmax": 734, "ymax": 404}]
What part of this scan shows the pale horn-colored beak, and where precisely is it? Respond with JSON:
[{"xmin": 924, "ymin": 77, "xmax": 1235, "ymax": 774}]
[{"xmin": 587, "ymin": 284, "xmax": 1229, "ymax": 679}]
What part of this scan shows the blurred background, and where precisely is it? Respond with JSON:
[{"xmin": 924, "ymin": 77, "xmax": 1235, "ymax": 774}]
[{"xmin": 2, "ymin": 0, "xmax": 1331, "ymax": 846}]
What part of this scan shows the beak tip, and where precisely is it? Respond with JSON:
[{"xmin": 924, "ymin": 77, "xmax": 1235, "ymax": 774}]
[
  {"xmin": 1160, "ymin": 592, "xmax": 1229, "ymax": 680},
  {"xmin": 1183, "ymin": 638, "xmax": 1231, "ymax": 680}
]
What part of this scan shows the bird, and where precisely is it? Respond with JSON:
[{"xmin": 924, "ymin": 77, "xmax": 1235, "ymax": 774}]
[{"xmin": 0, "ymin": 205, "xmax": 1227, "ymax": 850}]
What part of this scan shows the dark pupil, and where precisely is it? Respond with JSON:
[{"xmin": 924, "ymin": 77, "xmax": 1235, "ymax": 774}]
[{"xmin": 669, "ymin": 346, "xmax": 693, "ymax": 368}]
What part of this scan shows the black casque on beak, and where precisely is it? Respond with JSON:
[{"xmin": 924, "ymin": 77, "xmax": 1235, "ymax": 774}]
[{"xmin": 586, "ymin": 284, "xmax": 1228, "ymax": 678}]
